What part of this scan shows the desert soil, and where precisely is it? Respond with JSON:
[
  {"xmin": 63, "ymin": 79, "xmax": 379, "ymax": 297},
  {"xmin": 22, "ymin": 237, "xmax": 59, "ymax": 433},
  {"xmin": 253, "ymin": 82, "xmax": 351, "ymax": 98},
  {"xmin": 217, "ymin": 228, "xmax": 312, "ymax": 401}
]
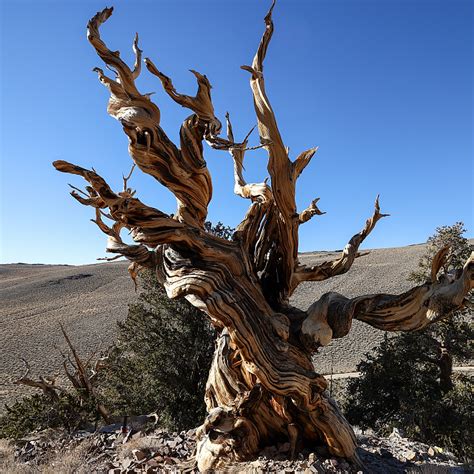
[{"xmin": 0, "ymin": 242, "xmax": 450, "ymax": 411}]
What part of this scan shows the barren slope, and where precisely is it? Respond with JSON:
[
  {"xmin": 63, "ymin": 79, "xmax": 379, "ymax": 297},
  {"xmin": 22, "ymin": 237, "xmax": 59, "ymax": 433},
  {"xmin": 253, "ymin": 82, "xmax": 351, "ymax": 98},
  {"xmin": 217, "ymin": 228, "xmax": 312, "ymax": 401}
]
[{"xmin": 0, "ymin": 243, "xmax": 428, "ymax": 410}]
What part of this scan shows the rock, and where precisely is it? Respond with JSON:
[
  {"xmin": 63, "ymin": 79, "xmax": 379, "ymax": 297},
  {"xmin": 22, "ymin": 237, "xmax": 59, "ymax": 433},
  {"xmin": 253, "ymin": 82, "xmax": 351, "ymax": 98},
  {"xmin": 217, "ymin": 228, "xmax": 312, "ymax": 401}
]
[
  {"xmin": 406, "ymin": 450, "xmax": 417, "ymax": 461},
  {"xmin": 121, "ymin": 457, "xmax": 132, "ymax": 470},
  {"xmin": 389, "ymin": 427, "xmax": 405, "ymax": 439},
  {"xmin": 309, "ymin": 460, "xmax": 325, "ymax": 473},
  {"xmin": 132, "ymin": 448, "xmax": 148, "ymax": 462},
  {"xmin": 146, "ymin": 459, "xmax": 159, "ymax": 467}
]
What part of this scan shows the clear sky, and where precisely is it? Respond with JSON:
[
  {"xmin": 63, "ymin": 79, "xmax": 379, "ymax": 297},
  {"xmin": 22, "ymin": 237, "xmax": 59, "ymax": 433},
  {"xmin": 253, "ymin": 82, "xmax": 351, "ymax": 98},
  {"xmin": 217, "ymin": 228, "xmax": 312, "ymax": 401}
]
[{"xmin": 1, "ymin": 0, "xmax": 472, "ymax": 265}]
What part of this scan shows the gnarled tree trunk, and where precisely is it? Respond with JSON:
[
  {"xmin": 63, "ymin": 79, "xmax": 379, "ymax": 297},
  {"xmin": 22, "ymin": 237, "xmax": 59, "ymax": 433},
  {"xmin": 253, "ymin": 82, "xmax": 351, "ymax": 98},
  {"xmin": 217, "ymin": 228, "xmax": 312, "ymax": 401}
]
[{"xmin": 54, "ymin": 3, "xmax": 474, "ymax": 471}]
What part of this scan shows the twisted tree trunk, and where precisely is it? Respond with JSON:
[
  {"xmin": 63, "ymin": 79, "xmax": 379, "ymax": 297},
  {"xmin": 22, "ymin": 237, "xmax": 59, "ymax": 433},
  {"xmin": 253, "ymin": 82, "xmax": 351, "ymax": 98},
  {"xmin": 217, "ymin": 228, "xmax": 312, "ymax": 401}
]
[{"xmin": 54, "ymin": 3, "xmax": 474, "ymax": 471}]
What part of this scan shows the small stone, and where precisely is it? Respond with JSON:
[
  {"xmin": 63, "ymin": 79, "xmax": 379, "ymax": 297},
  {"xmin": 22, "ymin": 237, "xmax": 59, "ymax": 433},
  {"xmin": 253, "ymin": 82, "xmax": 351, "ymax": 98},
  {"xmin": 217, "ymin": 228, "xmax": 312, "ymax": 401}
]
[
  {"xmin": 389, "ymin": 427, "xmax": 405, "ymax": 439},
  {"xmin": 310, "ymin": 460, "xmax": 325, "ymax": 474},
  {"xmin": 406, "ymin": 450, "xmax": 417, "ymax": 461},
  {"xmin": 427, "ymin": 447, "xmax": 435, "ymax": 457},
  {"xmin": 132, "ymin": 448, "xmax": 147, "ymax": 462},
  {"xmin": 122, "ymin": 457, "xmax": 132, "ymax": 469}
]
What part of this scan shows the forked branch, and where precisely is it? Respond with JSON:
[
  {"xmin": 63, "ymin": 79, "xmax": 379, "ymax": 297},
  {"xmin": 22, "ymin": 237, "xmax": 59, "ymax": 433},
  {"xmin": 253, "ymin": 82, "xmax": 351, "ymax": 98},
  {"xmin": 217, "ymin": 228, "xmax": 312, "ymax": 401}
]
[
  {"xmin": 53, "ymin": 160, "xmax": 216, "ymax": 264},
  {"xmin": 299, "ymin": 198, "xmax": 325, "ymax": 224},
  {"xmin": 15, "ymin": 359, "xmax": 65, "ymax": 401},
  {"xmin": 292, "ymin": 196, "xmax": 389, "ymax": 291},
  {"xmin": 59, "ymin": 324, "xmax": 110, "ymax": 422}
]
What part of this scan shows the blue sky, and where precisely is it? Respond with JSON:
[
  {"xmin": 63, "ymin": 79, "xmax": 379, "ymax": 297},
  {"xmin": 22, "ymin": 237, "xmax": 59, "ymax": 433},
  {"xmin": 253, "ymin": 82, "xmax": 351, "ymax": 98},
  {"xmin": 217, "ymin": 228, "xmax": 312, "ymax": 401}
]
[{"xmin": 1, "ymin": 0, "xmax": 472, "ymax": 265}]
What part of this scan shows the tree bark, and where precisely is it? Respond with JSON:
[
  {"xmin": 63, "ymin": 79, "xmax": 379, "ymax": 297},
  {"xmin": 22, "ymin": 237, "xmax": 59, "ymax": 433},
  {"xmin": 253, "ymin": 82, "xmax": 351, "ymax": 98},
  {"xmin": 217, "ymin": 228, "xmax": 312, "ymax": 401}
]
[{"xmin": 54, "ymin": 3, "xmax": 474, "ymax": 471}]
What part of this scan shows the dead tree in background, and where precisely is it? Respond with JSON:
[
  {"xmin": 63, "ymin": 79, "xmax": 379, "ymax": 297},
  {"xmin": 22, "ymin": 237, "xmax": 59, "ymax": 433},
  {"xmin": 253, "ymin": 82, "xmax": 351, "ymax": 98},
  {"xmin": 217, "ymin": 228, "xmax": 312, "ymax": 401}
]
[
  {"xmin": 15, "ymin": 325, "xmax": 110, "ymax": 423},
  {"xmin": 54, "ymin": 3, "xmax": 474, "ymax": 470}
]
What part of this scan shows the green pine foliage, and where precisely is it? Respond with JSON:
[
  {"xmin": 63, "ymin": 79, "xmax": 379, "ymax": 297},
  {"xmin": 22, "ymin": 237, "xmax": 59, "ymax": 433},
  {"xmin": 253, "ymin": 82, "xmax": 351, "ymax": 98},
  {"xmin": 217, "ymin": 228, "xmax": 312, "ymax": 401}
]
[
  {"xmin": 99, "ymin": 269, "xmax": 215, "ymax": 431},
  {"xmin": 0, "ymin": 393, "xmax": 96, "ymax": 439},
  {"xmin": 345, "ymin": 223, "xmax": 473, "ymax": 460}
]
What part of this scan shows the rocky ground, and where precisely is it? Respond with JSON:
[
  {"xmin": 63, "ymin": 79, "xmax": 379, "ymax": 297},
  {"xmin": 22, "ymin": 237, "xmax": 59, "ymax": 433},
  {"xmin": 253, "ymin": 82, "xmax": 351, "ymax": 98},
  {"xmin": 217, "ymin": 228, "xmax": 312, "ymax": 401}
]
[
  {"xmin": 3, "ymin": 424, "xmax": 471, "ymax": 473},
  {"xmin": 0, "ymin": 243, "xmax": 431, "ymax": 412}
]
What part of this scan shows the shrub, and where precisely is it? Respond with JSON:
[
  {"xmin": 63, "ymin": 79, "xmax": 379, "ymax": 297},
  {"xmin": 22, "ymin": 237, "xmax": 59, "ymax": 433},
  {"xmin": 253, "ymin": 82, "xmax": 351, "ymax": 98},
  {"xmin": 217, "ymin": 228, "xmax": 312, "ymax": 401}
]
[
  {"xmin": 99, "ymin": 269, "xmax": 215, "ymax": 431},
  {"xmin": 345, "ymin": 222, "xmax": 473, "ymax": 460},
  {"xmin": 0, "ymin": 392, "xmax": 96, "ymax": 439}
]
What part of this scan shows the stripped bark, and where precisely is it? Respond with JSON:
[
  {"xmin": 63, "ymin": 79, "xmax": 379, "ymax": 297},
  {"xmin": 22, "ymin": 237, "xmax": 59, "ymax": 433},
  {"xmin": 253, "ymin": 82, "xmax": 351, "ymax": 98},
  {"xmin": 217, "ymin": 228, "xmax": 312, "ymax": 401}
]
[{"xmin": 54, "ymin": 3, "xmax": 474, "ymax": 471}]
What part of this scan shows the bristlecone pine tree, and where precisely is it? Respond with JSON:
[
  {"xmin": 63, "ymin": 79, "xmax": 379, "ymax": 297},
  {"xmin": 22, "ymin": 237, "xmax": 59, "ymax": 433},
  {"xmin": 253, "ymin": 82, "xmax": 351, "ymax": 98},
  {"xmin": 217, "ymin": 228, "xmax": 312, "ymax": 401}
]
[{"xmin": 54, "ymin": 3, "xmax": 474, "ymax": 470}]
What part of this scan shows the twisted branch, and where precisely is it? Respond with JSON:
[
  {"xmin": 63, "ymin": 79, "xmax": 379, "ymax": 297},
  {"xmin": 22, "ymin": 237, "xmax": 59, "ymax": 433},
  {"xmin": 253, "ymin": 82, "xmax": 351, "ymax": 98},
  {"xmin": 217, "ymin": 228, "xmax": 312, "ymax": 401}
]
[
  {"xmin": 300, "ymin": 252, "xmax": 474, "ymax": 351},
  {"xmin": 291, "ymin": 196, "xmax": 388, "ymax": 291}
]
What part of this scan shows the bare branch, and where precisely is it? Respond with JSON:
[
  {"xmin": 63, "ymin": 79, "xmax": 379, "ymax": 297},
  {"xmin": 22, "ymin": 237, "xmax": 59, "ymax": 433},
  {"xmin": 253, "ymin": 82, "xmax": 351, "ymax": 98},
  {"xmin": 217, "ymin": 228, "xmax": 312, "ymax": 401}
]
[
  {"xmin": 293, "ymin": 147, "xmax": 318, "ymax": 180},
  {"xmin": 87, "ymin": 8, "xmax": 219, "ymax": 227},
  {"xmin": 145, "ymin": 60, "xmax": 221, "ymax": 133},
  {"xmin": 431, "ymin": 245, "xmax": 450, "ymax": 282},
  {"xmin": 292, "ymin": 196, "xmax": 388, "ymax": 290},
  {"xmin": 122, "ymin": 163, "xmax": 136, "ymax": 195},
  {"xmin": 87, "ymin": 7, "xmax": 141, "ymax": 97},
  {"xmin": 299, "ymin": 198, "xmax": 325, "ymax": 224},
  {"xmin": 131, "ymin": 33, "xmax": 142, "ymax": 80},
  {"xmin": 225, "ymin": 113, "xmax": 273, "ymax": 204},
  {"xmin": 15, "ymin": 358, "xmax": 64, "ymax": 401},
  {"xmin": 241, "ymin": 0, "xmax": 301, "ymax": 304},
  {"xmin": 241, "ymin": 0, "xmax": 290, "ymax": 187}
]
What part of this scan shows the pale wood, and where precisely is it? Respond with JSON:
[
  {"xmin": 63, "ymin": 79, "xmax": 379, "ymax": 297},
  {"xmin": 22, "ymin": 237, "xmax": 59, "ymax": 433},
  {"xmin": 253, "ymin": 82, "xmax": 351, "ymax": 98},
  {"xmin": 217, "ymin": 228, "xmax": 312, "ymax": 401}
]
[
  {"xmin": 54, "ymin": 3, "xmax": 474, "ymax": 471},
  {"xmin": 15, "ymin": 325, "xmax": 110, "ymax": 423}
]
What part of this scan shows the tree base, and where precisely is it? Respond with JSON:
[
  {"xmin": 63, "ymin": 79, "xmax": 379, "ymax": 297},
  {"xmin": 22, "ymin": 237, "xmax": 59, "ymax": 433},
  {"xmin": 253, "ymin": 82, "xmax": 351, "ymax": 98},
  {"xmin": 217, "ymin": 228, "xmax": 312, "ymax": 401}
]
[{"xmin": 195, "ymin": 332, "xmax": 359, "ymax": 472}]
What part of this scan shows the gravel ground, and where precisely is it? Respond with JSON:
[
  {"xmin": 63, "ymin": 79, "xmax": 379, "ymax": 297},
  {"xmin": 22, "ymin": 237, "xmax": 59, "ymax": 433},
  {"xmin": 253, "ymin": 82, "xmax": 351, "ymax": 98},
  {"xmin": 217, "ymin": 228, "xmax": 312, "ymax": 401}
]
[
  {"xmin": 0, "ymin": 242, "xmax": 439, "ymax": 411},
  {"xmin": 8, "ymin": 425, "xmax": 472, "ymax": 473}
]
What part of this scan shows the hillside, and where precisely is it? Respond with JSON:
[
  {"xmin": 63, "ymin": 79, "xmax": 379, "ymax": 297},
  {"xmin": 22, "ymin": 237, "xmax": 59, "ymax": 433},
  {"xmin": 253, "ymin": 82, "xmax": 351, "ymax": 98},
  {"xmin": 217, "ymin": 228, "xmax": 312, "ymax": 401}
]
[{"xmin": 0, "ymin": 243, "xmax": 429, "ymax": 410}]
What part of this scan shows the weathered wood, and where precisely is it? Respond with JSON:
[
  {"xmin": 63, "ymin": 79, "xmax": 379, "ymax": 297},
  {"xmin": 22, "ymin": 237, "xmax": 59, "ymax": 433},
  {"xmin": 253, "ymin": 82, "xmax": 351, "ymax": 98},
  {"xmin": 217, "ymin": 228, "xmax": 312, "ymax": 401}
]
[
  {"xmin": 54, "ymin": 2, "xmax": 474, "ymax": 471},
  {"xmin": 15, "ymin": 325, "xmax": 110, "ymax": 423}
]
